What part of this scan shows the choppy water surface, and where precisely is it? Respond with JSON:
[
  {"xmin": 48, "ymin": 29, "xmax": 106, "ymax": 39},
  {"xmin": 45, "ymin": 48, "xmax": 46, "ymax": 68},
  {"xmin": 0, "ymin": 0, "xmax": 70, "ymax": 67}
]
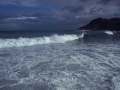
[{"xmin": 0, "ymin": 31, "xmax": 120, "ymax": 90}]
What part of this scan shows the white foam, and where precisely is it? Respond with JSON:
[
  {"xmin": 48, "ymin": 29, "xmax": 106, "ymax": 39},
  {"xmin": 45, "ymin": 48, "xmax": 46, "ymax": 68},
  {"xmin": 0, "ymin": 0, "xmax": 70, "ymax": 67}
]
[
  {"xmin": 0, "ymin": 34, "xmax": 84, "ymax": 48},
  {"xmin": 0, "ymin": 37, "xmax": 120, "ymax": 90},
  {"xmin": 104, "ymin": 31, "xmax": 114, "ymax": 35},
  {"xmin": 113, "ymin": 75, "xmax": 120, "ymax": 90}
]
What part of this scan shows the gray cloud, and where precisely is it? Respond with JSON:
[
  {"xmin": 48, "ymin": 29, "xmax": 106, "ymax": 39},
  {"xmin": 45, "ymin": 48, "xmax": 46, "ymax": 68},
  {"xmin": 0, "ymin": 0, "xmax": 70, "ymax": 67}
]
[
  {"xmin": 0, "ymin": 11, "xmax": 68, "ymax": 30},
  {"xmin": 79, "ymin": 0, "xmax": 89, "ymax": 2},
  {"xmin": 113, "ymin": 13, "xmax": 120, "ymax": 17},
  {"xmin": 0, "ymin": 0, "xmax": 80, "ymax": 7},
  {"xmin": 97, "ymin": 0, "xmax": 112, "ymax": 5},
  {"xmin": 0, "ymin": 12, "xmax": 17, "ymax": 20},
  {"xmin": 117, "ymin": 3, "xmax": 120, "ymax": 7},
  {"xmin": 0, "ymin": 0, "xmax": 120, "ymax": 30},
  {"xmin": 61, "ymin": 5, "xmax": 84, "ymax": 13},
  {"xmin": 31, "ymin": 12, "xmax": 47, "ymax": 17},
  {"xmin": 89, "ymin": 7, "xmax": 103, "ymax": 14},
  {"xmin": 12, "ymin": 0, "xmax": 21, "ymax": 5}
]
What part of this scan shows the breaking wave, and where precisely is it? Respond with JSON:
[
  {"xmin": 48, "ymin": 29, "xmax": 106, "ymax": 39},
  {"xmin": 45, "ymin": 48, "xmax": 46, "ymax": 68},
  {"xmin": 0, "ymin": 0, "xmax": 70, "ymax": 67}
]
[
  {"xmin": 0, "ymin": 33, "xmax": 84, "ymax": 48},
  {"xmin": 104, "ymin": 31, "xmax": 114, "ymax": 35}
]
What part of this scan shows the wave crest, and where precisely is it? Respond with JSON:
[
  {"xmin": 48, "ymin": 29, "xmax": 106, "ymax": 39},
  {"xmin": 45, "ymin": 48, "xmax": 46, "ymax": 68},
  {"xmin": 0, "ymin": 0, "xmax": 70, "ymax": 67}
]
[
  {"xmin": 0, "ymin": 33, "xmax": 84, "ymax": 48},
  {"xmin": 104, "ymin": 31, "xmax": 114, "ymax": 35}
]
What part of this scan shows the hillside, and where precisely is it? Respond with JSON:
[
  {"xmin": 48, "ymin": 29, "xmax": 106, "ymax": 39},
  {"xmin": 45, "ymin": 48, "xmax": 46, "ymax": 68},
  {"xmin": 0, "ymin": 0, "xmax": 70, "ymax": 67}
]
[{"xmin": 79, "ymin": 17, "xmax": 120, "ymax": 31}]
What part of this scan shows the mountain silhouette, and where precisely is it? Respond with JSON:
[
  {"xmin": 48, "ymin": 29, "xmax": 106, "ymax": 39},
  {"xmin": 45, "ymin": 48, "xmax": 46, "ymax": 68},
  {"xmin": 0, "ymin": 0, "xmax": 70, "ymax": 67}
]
[{"xmin": 79, "ymin": 17, "xmax": 120, "ymax": 31}]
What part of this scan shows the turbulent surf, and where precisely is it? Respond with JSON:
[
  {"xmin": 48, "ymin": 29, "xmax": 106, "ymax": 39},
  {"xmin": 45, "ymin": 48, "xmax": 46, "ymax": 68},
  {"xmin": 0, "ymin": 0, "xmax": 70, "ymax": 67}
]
[
  {"xmin": 0, "ymin": 33, "xmax": 84, "ymax": 48},
  {"xmin": 0, "ymin": 30, "xmax": 120, "ymax": 90}
]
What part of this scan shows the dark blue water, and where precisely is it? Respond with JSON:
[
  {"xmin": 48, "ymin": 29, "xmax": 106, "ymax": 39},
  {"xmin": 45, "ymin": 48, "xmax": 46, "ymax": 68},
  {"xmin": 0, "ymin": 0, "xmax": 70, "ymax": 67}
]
[{"xmin": 0, "ymin": 30, "xmax": 78, "ymax": 39}]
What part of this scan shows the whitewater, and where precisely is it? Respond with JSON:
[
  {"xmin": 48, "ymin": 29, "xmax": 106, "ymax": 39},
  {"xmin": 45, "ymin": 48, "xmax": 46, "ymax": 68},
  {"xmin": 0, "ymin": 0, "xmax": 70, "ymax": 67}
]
[
  {"xmin": 0, "ymin": 30, "xmax": 120, "ymax": 90},
  {"xmin": 0, "ymin": 33, "xmax": 84, "ymax": 48}
]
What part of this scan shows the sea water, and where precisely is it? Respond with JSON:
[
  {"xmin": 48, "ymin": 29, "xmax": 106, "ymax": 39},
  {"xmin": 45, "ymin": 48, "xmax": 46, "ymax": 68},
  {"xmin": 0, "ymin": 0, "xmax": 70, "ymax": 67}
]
[{"xmin": 0, "ymin": 30, "xmax": 120, "ymax": 90}]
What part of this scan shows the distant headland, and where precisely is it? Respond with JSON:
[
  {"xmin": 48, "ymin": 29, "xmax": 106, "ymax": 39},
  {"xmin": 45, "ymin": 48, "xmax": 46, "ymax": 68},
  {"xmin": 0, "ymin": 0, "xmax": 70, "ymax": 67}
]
[{"xmin": 79, "ymin": 17, "xmax": 120, "ymax": 31}]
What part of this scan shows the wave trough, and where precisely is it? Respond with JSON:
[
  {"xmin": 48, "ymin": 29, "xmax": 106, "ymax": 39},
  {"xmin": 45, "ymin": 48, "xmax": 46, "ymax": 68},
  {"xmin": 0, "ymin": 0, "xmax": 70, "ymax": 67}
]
[{"xmin": 0, "ymin": 34, "xmax": 84, "ymax": 48}]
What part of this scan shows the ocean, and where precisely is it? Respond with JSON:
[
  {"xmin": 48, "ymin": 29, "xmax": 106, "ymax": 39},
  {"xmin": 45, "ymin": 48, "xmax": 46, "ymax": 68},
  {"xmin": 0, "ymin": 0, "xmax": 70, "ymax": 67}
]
[{"xmin": 0, "ymin": 30, "xmax": 120, "ymax": 90}]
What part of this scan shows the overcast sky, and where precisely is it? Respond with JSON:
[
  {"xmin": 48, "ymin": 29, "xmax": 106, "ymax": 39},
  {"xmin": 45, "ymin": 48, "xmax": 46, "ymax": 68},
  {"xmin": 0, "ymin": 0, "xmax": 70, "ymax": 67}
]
[{"xmin": 0, "ymin": 0, "xmax": 120, "ymax": 30}]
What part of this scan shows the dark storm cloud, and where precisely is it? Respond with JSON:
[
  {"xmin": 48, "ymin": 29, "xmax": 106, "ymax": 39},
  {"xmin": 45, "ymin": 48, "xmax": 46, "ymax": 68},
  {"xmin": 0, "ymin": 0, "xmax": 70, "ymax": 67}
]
[
  {"xmin": 0, "ymin": 11, "xmax": 68, "ymax": 30},
  {"xmin": 61, "ymin": 5, "xmax": 84, "ymax": 13},
  {"xmin": 22, "ymin": 10, "xmax": 32, "ymax": 16},
  {"xmin": 0, "ymin": 0, "xmax": 120, "ymax": 30},
  {"xmin": 0, "ymin": 12, "xmax": 17, "ymax": 20},
  {"xmin": 31, "ymin": 12, "xmax": 47, "ymax": 17},
  {"xmin": 117, "ymin": 3, "xmax": 120, "ymax": 7},
  {"xmin": 113, "ymin": 13, "xmax": 120, "ymax": 17},
  {"xmin": 12, "ymin": 0, "xmax": 21, "ymax": 5},
  {"xmin": 79, "ymin": 0, "xmax": 89, "ymax": 2},
  {"xmin": 97, "ymin": 0, "xmax": 112, "ymax": 5},
  {"xmin": 89, "ymin": 7, "xmax": 103, "ymax": 14}
]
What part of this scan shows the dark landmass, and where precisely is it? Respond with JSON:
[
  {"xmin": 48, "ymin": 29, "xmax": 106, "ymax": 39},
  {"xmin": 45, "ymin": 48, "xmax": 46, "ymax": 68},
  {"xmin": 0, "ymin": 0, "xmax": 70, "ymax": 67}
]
[{"xmin": 79, "ymin": 17, "xmax": 120, "ymax": 31}]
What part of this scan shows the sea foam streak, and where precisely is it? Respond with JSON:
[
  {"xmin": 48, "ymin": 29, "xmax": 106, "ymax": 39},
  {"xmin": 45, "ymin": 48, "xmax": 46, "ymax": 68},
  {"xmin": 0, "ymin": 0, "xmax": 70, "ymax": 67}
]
[{"xmin": 0, "ymin": 33, "xmax": 84, "ymax": 48}]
